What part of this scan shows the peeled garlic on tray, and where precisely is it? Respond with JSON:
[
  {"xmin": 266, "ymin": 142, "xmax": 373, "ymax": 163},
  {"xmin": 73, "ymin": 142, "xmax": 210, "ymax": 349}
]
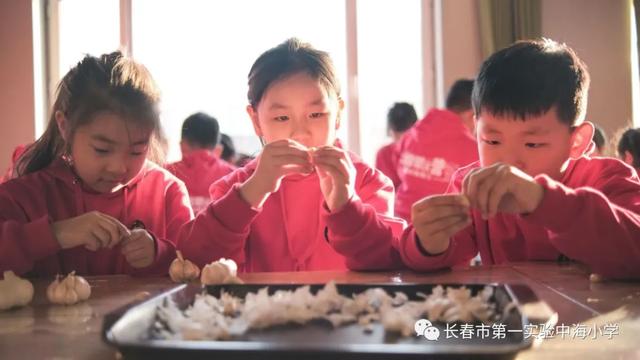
[
  {"xmin": 47, "ymin": 271, "xmax": 91, "ymax": 305},
  {"xmin": 169, "ymin": 251, "xmax": 200, "ymax": 283},
  {"xmin": 0, "ymin": 271, "xmax": 34, "ymax": 311},
  {"xmin": 200, "ymin": 258, "xmax": 243, "ymax": 285}
]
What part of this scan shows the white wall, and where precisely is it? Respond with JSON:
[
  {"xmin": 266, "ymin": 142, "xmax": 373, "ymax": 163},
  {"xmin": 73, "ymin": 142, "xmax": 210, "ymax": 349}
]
[{"xmin": 0, "ymin": 0, "xmax": 36, "ymax": 173}]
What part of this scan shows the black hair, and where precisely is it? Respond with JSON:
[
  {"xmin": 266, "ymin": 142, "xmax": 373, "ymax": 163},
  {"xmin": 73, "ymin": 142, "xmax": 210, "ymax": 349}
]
[
  {"xmin": 181, "ymin": 112, "xmax": 220, "ymax": 149},
  {"xmin": 387, "ymin": 102, "xmax": 418, "ymax": 133},
  {"xmin": 618, "ymin": 128, "xmax": 640, "ymax": 168},
  {"xmin": 446, "ymin": 79, "xmax": 474, "ymax": 112},
  {"xmin": 17, "ymin": 51, "xmax": 162, "ymax": 176},
  {"xmin": 219, "ymin": 133, "xmax": 236, "ymax": 162},
  {"xmin": 472, "ymin": 39, "xmax": 589, "ymax": 126},
  {"xmin": 247, "ymin": 38, "xmax": 340, "ymax": 107},
  {"xmin": 592, "ymin": 125, "xmax": 606, "ymax": 152}
]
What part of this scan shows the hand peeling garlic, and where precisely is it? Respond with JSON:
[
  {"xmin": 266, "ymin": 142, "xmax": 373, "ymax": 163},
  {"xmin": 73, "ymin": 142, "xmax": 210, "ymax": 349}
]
[
  {"xmin": 0, "ymin": 271, "xmax": 34, "ymax": 310},
  {"xmin": 169, "ymin": 251, "xmax": 200, "ymax": 283},
  {"xmin": 200, "ymin": 258, "xmax": 243, "ymax": 285},
  {"xmin": 47, "ymin": 271, "xmax": 91, "ymax": 305}
]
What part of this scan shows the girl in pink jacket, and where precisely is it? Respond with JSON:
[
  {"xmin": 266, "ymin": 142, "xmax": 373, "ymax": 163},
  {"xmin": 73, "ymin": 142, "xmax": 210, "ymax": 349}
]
[
  {"xmin": 178, "ymin": 38, "xmax": 405, "ymax": 272},
  {"xmin": 0, "ymin": 52, "xmax": 193, "ymax": 277}
]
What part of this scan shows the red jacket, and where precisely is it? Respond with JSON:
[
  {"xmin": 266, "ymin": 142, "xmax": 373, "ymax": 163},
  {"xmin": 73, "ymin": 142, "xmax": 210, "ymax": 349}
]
[
  {"xmin": 394, "ymin": 109, "xmax": 478, "ymax": 221},
  {"xmin": 375, "ymin": 142, "xmax": 400, "ymax": 189},
  {"xmin": 166, "ymin": 150, "xmax": 236, "ymax": 213},
  {"xmin": 0, "ymin": 159, "xmax": 193, "ymax": 277},
  {"xmin": 177, "ymin": 153, "xmax": 406, "ymax": 272},
  {"xmin": 399, "ymin": 157, "xmax": 640, "ymax": 279}
]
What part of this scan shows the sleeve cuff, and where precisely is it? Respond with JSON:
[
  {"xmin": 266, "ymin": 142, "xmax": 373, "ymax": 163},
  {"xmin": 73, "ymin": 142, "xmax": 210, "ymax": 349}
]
[
  {"xmin": 400, "ymin": 227, "xmax": 454, "ymax": 269},
  {"xmin": 23, "ymin": 216, "xmax": 61, "ymax": 262},
  {"xmin": 210, "ymin": 183, "xmax": 261, "ymax": 233},
  {"xmin": 523, "ymin": 174, "xmax": 576, "ymax": 231},
  {"xmin": 323, "ymin": 196, "xmax": 368, "ymax": 237}
]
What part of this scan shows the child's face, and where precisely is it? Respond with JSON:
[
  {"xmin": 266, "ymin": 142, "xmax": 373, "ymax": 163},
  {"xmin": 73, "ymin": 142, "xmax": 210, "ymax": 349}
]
[
  {"xmin": 69, "ymin": 112, "xmax": 151, "ymax": 193},
  {"xmin": 476, "ymin": 109, "xmax": 584, "ymax": 179},
  {"xmin": 248, "ymin": 72, "xmax": 343, "ymax": 149}
]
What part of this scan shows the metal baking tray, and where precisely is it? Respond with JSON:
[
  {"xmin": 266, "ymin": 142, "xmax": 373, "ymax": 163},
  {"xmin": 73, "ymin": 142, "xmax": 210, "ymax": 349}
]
[{"xmin": 103, "ymin": 283, "xmax": 547, "ymax": 359}]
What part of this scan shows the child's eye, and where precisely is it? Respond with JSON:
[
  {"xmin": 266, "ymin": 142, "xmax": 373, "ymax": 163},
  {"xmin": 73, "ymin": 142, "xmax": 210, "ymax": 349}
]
[
  {"xmin": 310, "ymin": 112, "xmax": 327, "ymax": 119},
  {"xmin": 525, "ymin": 143, "xmax": 546, "ymax": 148},
  {"xmin": 482, "ymin": 139, "xmax": 500, "ymax": 145},
  {"xmin": 273, "ymin": 116, "xmax": 289, "ymax": 122},
  {"xmin": 93, "ymin": 147, "xmax": 110, "ymax": 155},
  {"xmin": 130, "ymin": 152, "xmax": 144, "ymax": 156}
]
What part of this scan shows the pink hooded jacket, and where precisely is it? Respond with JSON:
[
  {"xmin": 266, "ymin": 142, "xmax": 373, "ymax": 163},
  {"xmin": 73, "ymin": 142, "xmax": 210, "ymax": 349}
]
[
  {"xmin": 0, "ymin": 159, "xmax": 193, "ymax": 277},
  {"xmin": 177, "ymin": 153, "xmax": 407, "ymax": 272}
]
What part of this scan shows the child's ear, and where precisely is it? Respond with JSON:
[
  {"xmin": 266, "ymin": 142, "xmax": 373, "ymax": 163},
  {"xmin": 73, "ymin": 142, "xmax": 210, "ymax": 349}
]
[
  {"xmin": 335, "ymin": 98, "xmax": 345, "ymax": 131},
  {"xmin": 624, "ymin": 151, "xmax": 635, "ymax": 166},
  {"xmin": 246, "ymin": 105, "xmax": 263, "ymax": 137},
  {"xmin": 55, "ymin": 111, "xmax": 69, "ymax": 142},
  {"xmin": 569, "ymin": 121, "xmax": 595, "ymax": 159},
  {"xmin": 213, "ymin": 144, "xmax": 223, "ymax": 158}
]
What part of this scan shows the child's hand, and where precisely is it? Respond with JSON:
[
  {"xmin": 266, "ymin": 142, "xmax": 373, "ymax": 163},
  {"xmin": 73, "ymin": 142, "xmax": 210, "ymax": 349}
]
[
  {"xmin": 121, "ymin": 229, "xmax": 156, "ymax": 268},
  {"xmin": 240, "ymin": 139, "xmax": 313, "ymax": 208},
  {"xmin": 52, "ymin": 211, "xmax": 130, "ymax": 251},
  {"xmin": 462, "ymin": 163, "xmax": 545, "ymax": 219},
  {"xmin": 311, "ymin": 146, "xmax": 356, "ymax": 211},
  {"xmin": 412, "ymin": 195, "xmax": 471, "ymax": 255}
]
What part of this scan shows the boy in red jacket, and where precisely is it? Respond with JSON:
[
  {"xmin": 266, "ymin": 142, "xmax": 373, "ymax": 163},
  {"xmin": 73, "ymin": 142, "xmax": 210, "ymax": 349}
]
[
  {"xmin": 399, "ymin": 39, "xmax": 640, "ymax": 279},
  {"xmin": 394, "ymin": 79, "xmax": 478, "ymax": 221},
  {"xmin": 166, "ymin": 112, "xmax": 235, "ymax": 213}
]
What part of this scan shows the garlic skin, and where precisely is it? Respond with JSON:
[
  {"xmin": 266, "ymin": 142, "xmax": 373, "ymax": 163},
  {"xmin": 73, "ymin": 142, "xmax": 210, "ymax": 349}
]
[
  {"xmin": 47, "ymin": 272, "xmax": 91, "ymax": 305},
  {"xmin": 0, "ymin": 271, "xmax": 34, "ymax": 311},
  {"xmin": 169, "ymin": 251, "xmax": 200, "ymax": 283},
  {"xmin": 200, "ymin": 258, "xmax": 243, "ymax": 285}
]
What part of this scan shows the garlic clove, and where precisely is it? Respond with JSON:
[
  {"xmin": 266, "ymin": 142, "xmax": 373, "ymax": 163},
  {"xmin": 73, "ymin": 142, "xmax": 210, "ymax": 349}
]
[
  {"xmin": 169, "ymin": 251, "xmax": 200, "ymax": 283},
  {"xmin": 73, "ymin": 275, "xmax": 91, "ymax": 301},
  {"xmin": 218, "ymin": 258, "xmax": 237, "ymax": 277}
]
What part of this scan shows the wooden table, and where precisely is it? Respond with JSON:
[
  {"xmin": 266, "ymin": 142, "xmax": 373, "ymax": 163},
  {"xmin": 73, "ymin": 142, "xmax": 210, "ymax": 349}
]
[{"xmin": 0, "ymin": 262, "xmax": 638, "ymax": 359}]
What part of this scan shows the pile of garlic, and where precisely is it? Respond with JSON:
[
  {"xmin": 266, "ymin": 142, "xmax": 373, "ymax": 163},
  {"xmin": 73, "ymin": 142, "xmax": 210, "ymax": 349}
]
[
  {"xmin": 0, "ymin": 271, "xmax": 34, "ymax": 311},
  {"xmin": 47, "ymin": 271, "xmax": 91, "ymax": 305},
  {"xmin": 154, "ymin": 282, "xmax": 501, "ymax": 341}
]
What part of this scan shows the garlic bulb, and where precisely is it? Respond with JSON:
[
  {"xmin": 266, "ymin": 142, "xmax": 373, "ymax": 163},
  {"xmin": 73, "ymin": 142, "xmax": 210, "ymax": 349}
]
[
  {"xmin": 200, "ymin": 258, "xmax": 243, "ymax": 285},
  {"xmin": 0, "ymin": 271, "xmax": 34, "ymax": 311},
  {"xmin": 169, "ymin": 251, "xmax": 200, "ymax": 283},
  {"xmin": 47, "ymin": 271, "xmax": 91, "ymax": 305}
]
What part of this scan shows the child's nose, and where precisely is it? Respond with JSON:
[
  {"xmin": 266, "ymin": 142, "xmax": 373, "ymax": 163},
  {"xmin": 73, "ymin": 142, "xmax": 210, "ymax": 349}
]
[
  {"xmin": 502, "ymin": 152, "xmax": 526, "ymax": 171},
  {"xmin": 106, "ymin": 157, "xmax": 127, "ymax": 175},
  {"xmin": 290, "ymin": 118, "xmax": 311, "ymax": 141}
]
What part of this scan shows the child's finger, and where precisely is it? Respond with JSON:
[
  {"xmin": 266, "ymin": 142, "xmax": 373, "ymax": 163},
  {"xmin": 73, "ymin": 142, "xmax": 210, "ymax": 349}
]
[
  {"xmin": 487, "ymin": 177, "xmax": 512, "ymax": 217},
  {"xmin": 412, "ymin": 204, "xmax": 470, "ymax": 225},
  {"xmin": 124, "ymin": 247, "xmax": 150, "ymax": 263},
  {"xmin": 272, "ymin": 154, "xmax": 312, "ymax": 167},
  {"xmin": 313, "ymin": 156, "xmax": 349, "ymax": 181},
  {"xmin": 100, "ymin": 213, "xmax": 131, "ymax": 239},
  {"xmin": 84, "ymin": 237, "xmax": 101, "ymax": 252},
  {"xmin": 269, "ymin": 145, "xmax": 311, "ymax": 159},
  {"xmin": 422, "ymin": 214, "xmax": 471, "ymax": 236},
  {"xmin": 90, "ymin": 227, "xmax": 110, "ymax": 248},
  {"xmin": 412, "ymin": 194, "xmax": 470, "ymax": 213},
  {"xmin": 313, "ymin": 161, "xmax": 348, "ymax": 184},
  {"xmin": 97, "ymin": 218, "xmax": 122, "ymax": 248},
  {"xmin": 430, "ymin": 216, "xmax": 473, "ymax": 241},
  {"xmin": 121, "ymin": 236, "xmax": 146, "ymax": 255},
  {"xmin": 463, "ymin": 166, "xmax": 498, "ymax": 208},
  {"xmin": 474, "ymin": 171, "xmax": 503, "ymax": 218}
]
